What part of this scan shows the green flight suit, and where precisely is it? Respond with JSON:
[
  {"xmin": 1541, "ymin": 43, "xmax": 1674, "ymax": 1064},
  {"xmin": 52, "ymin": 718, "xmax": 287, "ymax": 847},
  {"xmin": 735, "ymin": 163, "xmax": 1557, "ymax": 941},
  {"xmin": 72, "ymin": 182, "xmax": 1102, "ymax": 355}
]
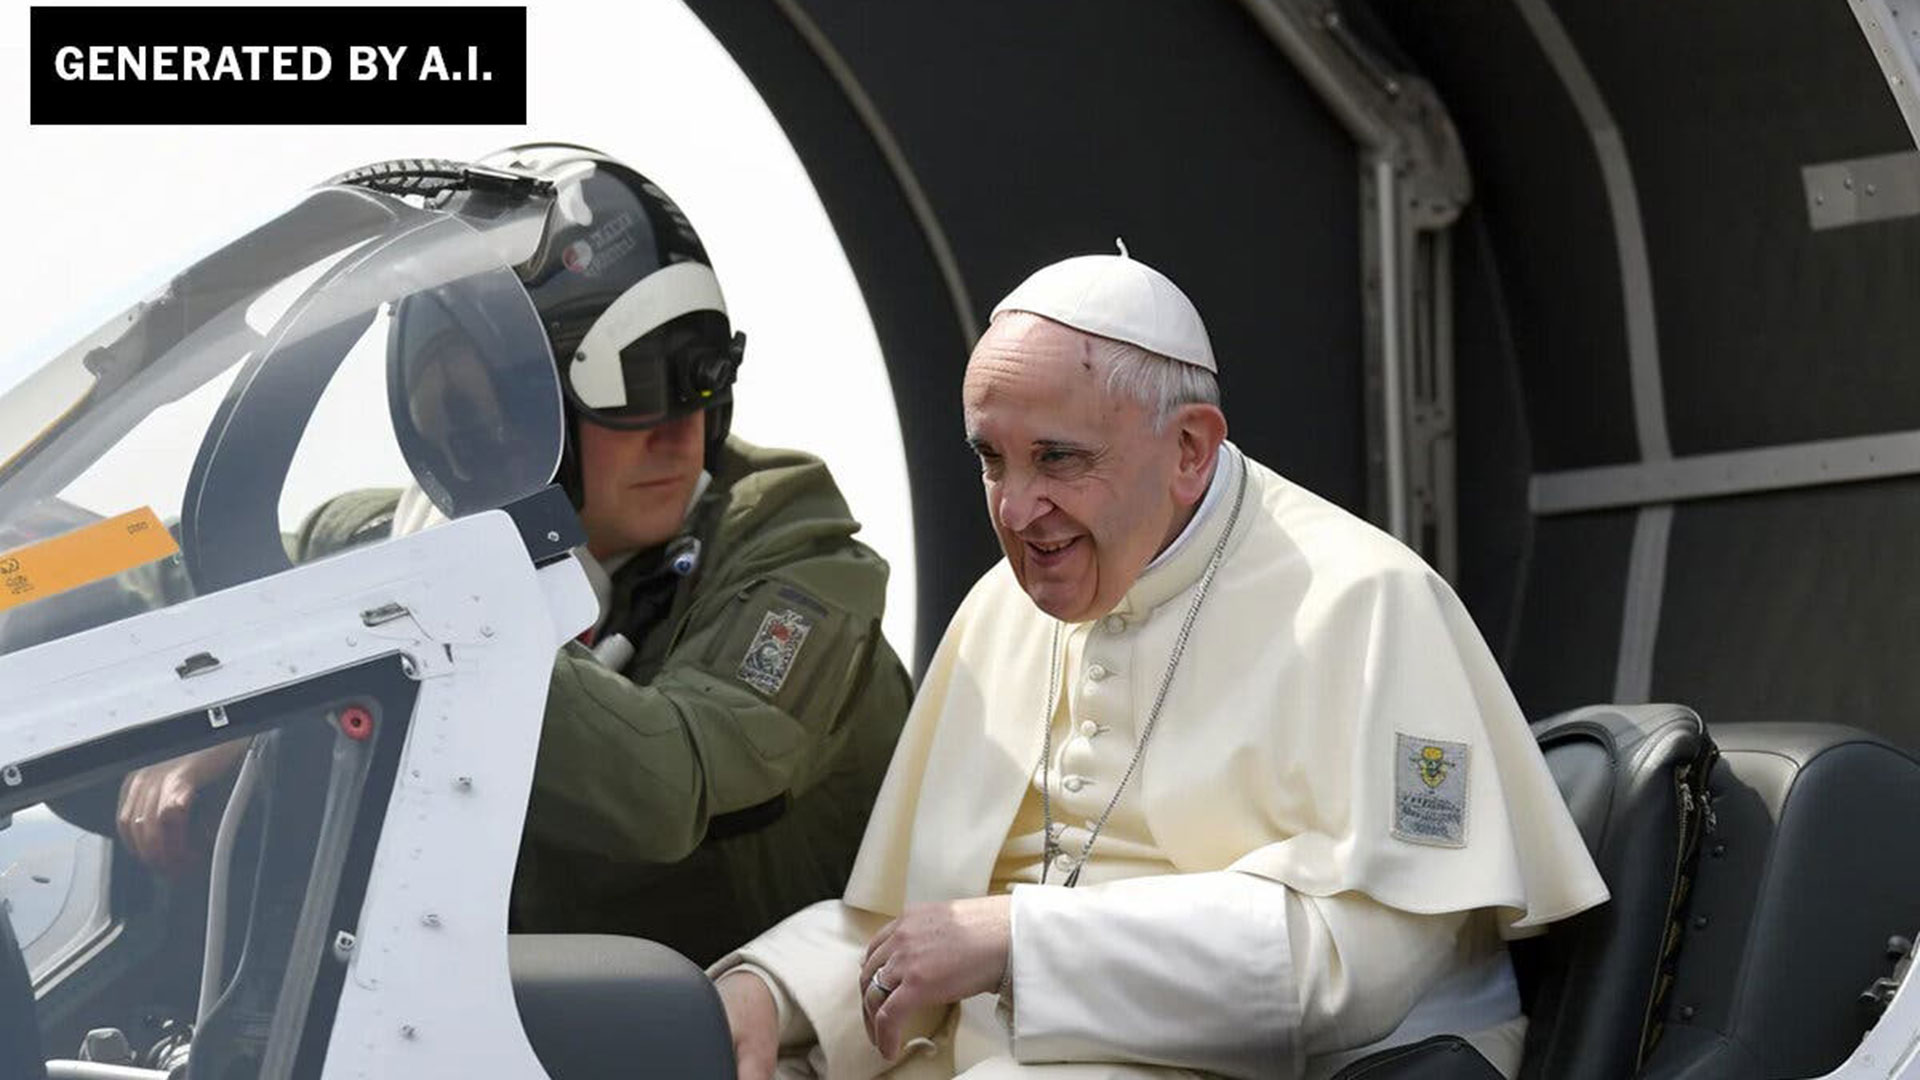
[{"xmin": 295, "ymin": 437, "xmax": 913, "ymax": 964}]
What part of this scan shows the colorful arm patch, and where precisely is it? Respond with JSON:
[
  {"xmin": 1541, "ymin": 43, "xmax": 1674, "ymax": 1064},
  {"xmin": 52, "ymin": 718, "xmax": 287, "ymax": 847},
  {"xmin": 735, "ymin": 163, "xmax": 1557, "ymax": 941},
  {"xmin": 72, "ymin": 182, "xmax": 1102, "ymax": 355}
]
[
  {"xmin": 736, "ymin": 607, "xmax": 814, "ymax": 696},
  {"xmin": 1393, "ymin": 732, "xmax": 1471, "ymax": 847}
]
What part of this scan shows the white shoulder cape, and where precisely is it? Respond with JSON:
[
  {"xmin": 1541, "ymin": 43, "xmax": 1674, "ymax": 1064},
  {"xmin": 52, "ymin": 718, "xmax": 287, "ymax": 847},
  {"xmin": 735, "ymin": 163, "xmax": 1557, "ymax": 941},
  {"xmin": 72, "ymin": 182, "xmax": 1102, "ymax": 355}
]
[{"xmin": 844, "ymin": 446, "xmax": 1607, "ymax": 937}]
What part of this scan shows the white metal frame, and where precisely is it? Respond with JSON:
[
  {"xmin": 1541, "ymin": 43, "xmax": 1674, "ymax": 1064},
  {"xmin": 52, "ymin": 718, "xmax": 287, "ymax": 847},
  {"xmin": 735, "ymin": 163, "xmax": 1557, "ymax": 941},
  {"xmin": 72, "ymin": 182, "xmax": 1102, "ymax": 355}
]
[
  {"xmin": 1851, "ymin": 0, "xmax": 1920, "ymax": 151},
  {"xmin": 0, "ymin": 509, "xmax": 595, "ymax": 1079}
]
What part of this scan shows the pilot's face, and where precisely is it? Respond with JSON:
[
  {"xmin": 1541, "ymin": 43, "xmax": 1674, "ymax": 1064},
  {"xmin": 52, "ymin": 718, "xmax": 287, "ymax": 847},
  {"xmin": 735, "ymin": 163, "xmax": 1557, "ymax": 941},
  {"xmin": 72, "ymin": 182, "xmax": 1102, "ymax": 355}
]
[
  {"xmin": 962, "ymin": 313, "xmax": 1191, "ymax": 623},
  {"xmin": 576, "ymin": 410, "xmax": 706, "ymax": 558}
]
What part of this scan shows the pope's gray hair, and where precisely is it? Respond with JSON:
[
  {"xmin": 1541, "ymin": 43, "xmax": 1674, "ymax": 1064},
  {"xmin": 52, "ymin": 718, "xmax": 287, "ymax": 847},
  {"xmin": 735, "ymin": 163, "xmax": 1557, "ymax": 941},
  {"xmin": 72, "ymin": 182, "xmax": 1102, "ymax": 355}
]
[{"xmin": 1094, "ymin": 336, "xmax": 1221, "ymax": 432}]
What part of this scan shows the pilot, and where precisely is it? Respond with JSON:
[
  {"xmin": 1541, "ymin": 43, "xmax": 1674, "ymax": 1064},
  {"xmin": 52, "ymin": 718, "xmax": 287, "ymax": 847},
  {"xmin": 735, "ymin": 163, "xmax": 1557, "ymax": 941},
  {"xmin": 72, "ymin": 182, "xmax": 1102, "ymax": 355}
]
[
  {"xmin": 116, "ymin": 146, "xmax": 916, "ymax": 965},
  {"xmin": 710, "ymin": 252, "xmax": 1609, "ymax": 1078}
]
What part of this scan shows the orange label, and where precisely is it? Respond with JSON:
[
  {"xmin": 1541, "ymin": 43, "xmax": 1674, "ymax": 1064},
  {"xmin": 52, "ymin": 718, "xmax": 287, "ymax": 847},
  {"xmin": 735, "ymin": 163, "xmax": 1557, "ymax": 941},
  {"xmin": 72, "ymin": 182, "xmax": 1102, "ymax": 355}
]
[{"xmin": 0, "ymin": 507, "xmax": 179, "ymax": 614}]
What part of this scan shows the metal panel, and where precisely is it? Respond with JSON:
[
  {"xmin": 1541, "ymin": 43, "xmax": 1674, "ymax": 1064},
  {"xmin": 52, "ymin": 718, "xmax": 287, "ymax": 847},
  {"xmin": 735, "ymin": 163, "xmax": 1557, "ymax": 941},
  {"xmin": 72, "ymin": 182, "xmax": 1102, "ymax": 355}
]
[
  {"xmin": 1553, "ymin": 0, "xmax": 1920, "ymax": 457},
  {"xmin": 1509, "ymin": 0, "xmax": 1670, "ymax": 463},
  {"xmin": 1508, "ymin": 0, "xmax": 1675, "ymax": 711},
  {"xmin": 1239, "ymin": 0, "xmax": 1469, "ymax": 576},
  {"xmin": 1803, "ymin": 151, "xmax": 1920, "ymax": 230},
  {"xmin": 1652, "ymin": 476, "xmax": 1920, "ymax": 743},
  {"xmin": 1371, "ymin": 0, "xmax": 1642, "ymax": 473},
  {"xmin": 1531, "ymin": 429, "xmax": 1920, "ymax": 514}
]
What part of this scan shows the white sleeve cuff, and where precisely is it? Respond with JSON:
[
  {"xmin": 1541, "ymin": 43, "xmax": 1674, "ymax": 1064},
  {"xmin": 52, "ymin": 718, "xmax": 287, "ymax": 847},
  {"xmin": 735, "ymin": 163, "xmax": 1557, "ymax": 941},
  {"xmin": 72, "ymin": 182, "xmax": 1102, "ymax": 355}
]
[
  {"xmin": 1009, "ymin": 871, "xmax": 1299, "ymax": 1079},
  {"xmin": 707, "ymin": 899, "xmax": 906, "ymax": 1079},
  {"xmin": 711, "ymin": 961, "xmax": 812, "ymax": 1047}
]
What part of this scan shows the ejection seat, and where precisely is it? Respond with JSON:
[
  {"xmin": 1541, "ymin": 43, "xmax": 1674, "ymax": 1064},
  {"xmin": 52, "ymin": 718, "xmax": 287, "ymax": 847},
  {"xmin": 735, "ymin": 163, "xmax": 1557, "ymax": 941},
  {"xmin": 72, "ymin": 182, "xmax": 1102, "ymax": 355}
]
[
  {"xmin": 1636, "ymin": 724, "xmax": 1920, "ymax": 1079},
  {"xmin": 1513, "ymin": 704, "xmax": 1717, "ymax": 1080},
  {"xmin": 1521, "ymin": 713, "xmax": 1920, "ymax": 1080}
]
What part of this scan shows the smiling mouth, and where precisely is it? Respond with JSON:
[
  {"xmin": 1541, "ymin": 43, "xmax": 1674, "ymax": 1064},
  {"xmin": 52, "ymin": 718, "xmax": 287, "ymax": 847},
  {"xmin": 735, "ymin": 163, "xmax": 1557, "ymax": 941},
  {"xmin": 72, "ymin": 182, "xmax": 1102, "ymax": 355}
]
[{"xmin": 1025, "ymin": 536, "xmax": 1081, "ymax": 560}]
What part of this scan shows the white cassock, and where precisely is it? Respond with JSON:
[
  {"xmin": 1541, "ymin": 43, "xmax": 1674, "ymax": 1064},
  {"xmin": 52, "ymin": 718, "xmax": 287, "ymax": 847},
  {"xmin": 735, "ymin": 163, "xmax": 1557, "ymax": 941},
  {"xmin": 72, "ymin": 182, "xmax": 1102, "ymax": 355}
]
[{"xmin": 712, "ymin": 442, "xmax": 1608, "ymax": 1079}]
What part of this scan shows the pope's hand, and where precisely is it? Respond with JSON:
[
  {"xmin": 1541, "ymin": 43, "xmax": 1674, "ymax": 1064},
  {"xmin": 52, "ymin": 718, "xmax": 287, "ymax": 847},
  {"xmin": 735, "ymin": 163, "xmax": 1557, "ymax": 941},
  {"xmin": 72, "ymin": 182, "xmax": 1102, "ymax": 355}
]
[
  {"xmin": 859, "ymin": 895, "xmax": 1011, "ymax": 1059},
  {"xmin": 716, "ymin": 971, "xmax": 779, "ymax": 1080},
  {"xmin": 116, "ymin": 740, "xmax": 248, "ymax": 878}
]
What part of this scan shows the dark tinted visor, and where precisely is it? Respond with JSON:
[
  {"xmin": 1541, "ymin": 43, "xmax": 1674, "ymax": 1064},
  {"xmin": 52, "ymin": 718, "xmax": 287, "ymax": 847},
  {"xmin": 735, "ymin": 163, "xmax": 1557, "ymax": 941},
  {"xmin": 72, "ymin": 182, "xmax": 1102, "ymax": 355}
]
[{"xmin": 568, "ymin": 311, "xmax": 741, "ymax": 430}]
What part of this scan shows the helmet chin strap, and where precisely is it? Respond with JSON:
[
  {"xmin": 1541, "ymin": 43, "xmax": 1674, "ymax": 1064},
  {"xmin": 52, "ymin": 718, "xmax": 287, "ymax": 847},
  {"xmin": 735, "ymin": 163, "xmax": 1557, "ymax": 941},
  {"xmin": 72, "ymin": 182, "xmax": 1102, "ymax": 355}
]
[{"xmin": 685, "ymin": 469, "xmax": 713, "ymax": 520}]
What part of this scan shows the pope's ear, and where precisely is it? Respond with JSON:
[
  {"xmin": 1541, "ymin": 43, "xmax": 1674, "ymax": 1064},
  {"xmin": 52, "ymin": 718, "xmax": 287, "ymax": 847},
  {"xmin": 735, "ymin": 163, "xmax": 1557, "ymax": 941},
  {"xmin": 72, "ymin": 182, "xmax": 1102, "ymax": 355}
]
[{"xmin": 1170, "ymin": 403, "xmax": 1227, "ymax": 505}]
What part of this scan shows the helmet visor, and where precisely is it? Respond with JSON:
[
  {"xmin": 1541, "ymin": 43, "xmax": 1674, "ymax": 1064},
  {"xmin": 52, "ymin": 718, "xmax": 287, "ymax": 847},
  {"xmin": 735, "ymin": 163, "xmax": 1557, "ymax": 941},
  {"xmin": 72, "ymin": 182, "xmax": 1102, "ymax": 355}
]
[{"xmin": 566, "ymin": 311, "xmax": 740, "ymax": 430}]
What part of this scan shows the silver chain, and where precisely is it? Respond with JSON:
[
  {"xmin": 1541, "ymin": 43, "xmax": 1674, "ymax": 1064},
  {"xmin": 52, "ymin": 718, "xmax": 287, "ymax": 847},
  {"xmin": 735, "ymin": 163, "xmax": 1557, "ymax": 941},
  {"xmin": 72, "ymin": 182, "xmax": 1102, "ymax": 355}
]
[{"xmin": 1039, "ymin": 458, "xmax": 1248, "ymax": 887}]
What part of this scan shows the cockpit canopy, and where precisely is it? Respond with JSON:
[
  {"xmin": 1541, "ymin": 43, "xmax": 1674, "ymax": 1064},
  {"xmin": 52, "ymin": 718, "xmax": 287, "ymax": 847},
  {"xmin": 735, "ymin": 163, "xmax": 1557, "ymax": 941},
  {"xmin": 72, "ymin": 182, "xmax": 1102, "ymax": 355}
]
[{"xmin": 0, "ymin": 179, "xmax": 567, "ymax": 659}]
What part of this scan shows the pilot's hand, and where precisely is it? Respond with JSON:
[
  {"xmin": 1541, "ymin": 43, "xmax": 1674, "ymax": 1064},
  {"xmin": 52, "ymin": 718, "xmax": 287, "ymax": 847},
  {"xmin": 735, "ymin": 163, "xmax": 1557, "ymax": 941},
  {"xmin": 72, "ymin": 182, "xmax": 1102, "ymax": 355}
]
[
  {"xmin": 116, "ymin": 740, "xmax": 248, "ymax": 878},
  {"xmin": 860, "ymin": 895, "xmax": 1010, "ymax": 1059},
  {"xmin": 715, "ymin": 971, "xmax": 779, "ymax": 1080}
]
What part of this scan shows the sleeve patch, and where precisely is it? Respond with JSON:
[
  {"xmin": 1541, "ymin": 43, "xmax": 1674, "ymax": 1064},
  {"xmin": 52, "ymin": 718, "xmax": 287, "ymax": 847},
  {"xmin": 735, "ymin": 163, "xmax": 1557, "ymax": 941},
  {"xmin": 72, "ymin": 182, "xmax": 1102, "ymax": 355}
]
[
  {"xmin": 1393, "ymin": 733, "xmax": 1470, "ymax": 848},
  {"xmin": 736, "ymin": 608, "xmax": 814, "ymax": 695}
]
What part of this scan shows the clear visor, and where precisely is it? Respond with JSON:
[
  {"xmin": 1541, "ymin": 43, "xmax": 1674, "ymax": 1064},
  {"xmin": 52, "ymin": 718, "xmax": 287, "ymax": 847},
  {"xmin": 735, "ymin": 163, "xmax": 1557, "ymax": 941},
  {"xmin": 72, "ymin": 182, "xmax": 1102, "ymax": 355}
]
[{"xmin": 0, "ymin": 183, "xmax": 563, "ymax": 659}]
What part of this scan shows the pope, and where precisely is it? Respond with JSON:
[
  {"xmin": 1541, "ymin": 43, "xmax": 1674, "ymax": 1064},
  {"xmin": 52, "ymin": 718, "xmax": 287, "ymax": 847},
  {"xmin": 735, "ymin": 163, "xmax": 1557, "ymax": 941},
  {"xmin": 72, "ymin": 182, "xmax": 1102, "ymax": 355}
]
[{"xmin": 709, "ymin": 250, "xmax": 1609, "ymax": 1079}]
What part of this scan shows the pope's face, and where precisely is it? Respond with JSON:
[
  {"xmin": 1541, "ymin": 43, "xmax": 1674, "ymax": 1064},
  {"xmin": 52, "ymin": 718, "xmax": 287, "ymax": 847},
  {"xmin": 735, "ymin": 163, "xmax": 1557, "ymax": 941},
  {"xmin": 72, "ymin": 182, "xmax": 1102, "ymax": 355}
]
[
  {"xmin": 963, "ymin": 314, "xmax": 1194, "ymax": 622},
  {"xmin": 576, "ymin": 410, "xmax": 706, "ymax": 558}
]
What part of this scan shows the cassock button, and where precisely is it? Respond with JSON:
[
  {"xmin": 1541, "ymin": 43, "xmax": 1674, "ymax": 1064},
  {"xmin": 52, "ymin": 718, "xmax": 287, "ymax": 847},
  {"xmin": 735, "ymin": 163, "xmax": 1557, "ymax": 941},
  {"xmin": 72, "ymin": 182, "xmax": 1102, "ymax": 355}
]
[
  {"xmin": 1063, "ymin": 776, "xmax": 1086, "ymax": 793},
  {"xmin": 1102, "ymin": 615, "xmax": 1126, "ymax": 634},
  {"xmin": 1079, "ymin": 720, "xmax": 1099, "ymax": 738},
  {"xmin": 1086, "ymin": 664, "xmax": 1111, "ymax": 682}
]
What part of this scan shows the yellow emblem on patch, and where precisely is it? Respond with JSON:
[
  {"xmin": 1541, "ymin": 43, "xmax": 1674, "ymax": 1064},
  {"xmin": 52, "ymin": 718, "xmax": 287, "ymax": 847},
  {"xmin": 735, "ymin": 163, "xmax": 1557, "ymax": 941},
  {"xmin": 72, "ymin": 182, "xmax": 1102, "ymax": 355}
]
[
  {"xmin": 1414, "ymin": 744, "xmax": 1450, "ymax": 788},
  {"xmin": 1395, "ymin": 733, "xmax": 1469, "ymax": 847}
]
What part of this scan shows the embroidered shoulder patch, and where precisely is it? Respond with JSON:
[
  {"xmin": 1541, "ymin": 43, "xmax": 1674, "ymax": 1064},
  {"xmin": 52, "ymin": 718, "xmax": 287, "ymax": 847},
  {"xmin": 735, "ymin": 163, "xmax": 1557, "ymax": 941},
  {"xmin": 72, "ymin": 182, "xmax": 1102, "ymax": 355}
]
[
  {"xmin": 737, "ymin": 608, "xmax": 813, "ymax": 695},
  {"xmin": 1393, "ymin": 733, "xmax": 1470, "ymax": 848}
]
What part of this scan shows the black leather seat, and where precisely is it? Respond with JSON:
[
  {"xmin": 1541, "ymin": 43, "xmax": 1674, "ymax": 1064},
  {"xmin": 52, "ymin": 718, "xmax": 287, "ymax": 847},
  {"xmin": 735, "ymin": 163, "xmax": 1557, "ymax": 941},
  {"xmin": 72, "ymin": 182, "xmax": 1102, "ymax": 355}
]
[
  {"xmin": 1515, "ymin": 703, "xmax": 1716, "ymax": 1080},
  {"xmin": 1640, "ymin": 724, "xmax": 1920, "ymax": 1079}
]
